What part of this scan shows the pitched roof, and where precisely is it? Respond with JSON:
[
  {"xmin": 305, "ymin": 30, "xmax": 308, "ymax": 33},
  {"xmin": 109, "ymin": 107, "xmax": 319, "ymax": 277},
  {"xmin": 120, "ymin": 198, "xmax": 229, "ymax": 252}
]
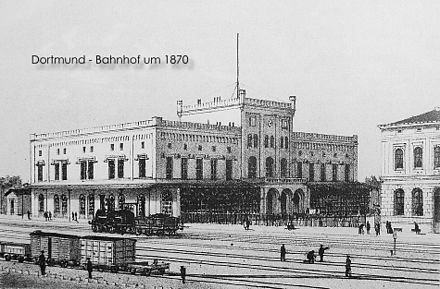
[{"xmin": 381, "ymin": 107, "xmax": 440, "ymax": 127}]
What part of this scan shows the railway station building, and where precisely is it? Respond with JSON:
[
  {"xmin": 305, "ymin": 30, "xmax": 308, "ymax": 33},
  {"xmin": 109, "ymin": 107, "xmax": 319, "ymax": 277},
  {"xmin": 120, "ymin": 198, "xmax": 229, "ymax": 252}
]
[
  {"xmin": 379, "ymin": 107, "xmax": 440, "ymax": 233},
  {"xmin": 29, "ymin": 91, "xmax": 366, "ymax": 224}
]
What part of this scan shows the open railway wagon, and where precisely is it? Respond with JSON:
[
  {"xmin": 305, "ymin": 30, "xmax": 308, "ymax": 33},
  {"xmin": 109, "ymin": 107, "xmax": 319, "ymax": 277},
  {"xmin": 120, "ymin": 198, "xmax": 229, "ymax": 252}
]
[
  {"xmin": 90, "ymin": 209, "xmax": 183, "ymax": 236},
  {"xmin": 0, "ymin": 241, "xmax": 31, "ymax": 262}
]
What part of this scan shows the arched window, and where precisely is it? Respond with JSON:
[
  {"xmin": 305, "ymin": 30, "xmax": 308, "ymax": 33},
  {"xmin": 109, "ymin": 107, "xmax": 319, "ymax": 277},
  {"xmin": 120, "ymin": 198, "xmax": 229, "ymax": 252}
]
[
  {"xmin": 412, "ymin": 188, "xmax": 423, "ymax": 216},
  {"xmin": 79, "ymin": 194, "xmax": 86, "ymax": 215},
  {"xmin": 414, "ymin": 147, "xmax": 423, "ymax": 168},
  {"xmin": 53, "ymin": 194, "xmax": 60, "ymax": 214},
  {"xmin": 161, "ymin": 191, "xmax": 173, "ymax": 215},
  {"xmin": 118, "ymin": 193, "xmax": 125, "ymax": 210},
  {"xmin": 61, "ymin": 194, "xmax": 67, "ymax": 215},
  {"xmin": 285, "ymin": 137, "xmax": 289, "ymax": 149},
  {"xmin": 280, "ymin": 137, "xmax": 284, "ymax": 149},
  {"xmin": 395, "ymin": 148, "xmax": 404, "ymax": 170},
  {"xmin": 265, "ymin": 157, "xmax": 274, "ymax": 177},
  {"xmin": 320, "ymin": 163, "xmax": 326, "ymax": 181},
  {"xmin": 88, "ymin": 194, "xmax": 95, "ymax": 216},
  {"xmin": 270, "ymin": 136, "xmax": 274, "ymax": 148},
  {"xmin": 280, "ymin": 158, "xmax": 287, "ymax": 177},
  {"xmin": 264, "ymin": 135, "xmax": 269, "ymax": 148},
  {"xmin": 434, "ymin": 146, "xmax": 440, "ymax": 168},
  {"xmin": 394, "ymin": 189, "xmax": 404, "ymax": 215},
  {"xmin": 107, "ymin": 194, "xmax": 115, "ymax": 211},
  {"xmin": 248, "ymin": 156, "xmax": 257, "ymax": 179},
  {"xmin": 247, "ymin": 134, "xmax": 252, "ymax": 148},
  {"xmin": 253, "ymin": 134, "xmax": 258, "ymax": 148},
  {"xmin": 38, "ymin": 194, "xmax": 44, "ymax": 213}
]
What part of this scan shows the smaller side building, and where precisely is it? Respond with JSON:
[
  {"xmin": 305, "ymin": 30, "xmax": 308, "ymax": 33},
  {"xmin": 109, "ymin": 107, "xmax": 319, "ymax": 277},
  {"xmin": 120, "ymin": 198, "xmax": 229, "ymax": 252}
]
[
  {"xmin": 379, "ymin": 107, "xmax": 440, "ymax": 233},
  {"xmin": 4, "ymin": 188, "xmax": 32, "ymax": 216}
]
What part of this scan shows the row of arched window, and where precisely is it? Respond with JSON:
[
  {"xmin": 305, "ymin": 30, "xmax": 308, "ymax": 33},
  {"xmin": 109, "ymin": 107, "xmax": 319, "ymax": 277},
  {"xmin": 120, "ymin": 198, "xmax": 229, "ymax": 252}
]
[
  {"xmin": 37, "ymin": 191, "xmax": 174, "ymax": 217},
  {"xmin": 247, "ymin": 134, "xmax": 289, "ymax": 150},
  {"xmin": 394, "ymin": 146, "xmax": 440, "ymax": 170},
  {"xmin": 394, "ymin": 188, "xmax": 424, "ymax": 216}
]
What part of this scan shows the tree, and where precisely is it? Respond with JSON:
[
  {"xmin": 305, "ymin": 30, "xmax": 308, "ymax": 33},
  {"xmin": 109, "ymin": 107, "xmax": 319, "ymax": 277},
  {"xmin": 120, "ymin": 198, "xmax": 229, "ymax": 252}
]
[
  {"xmin": 0, "ymin": 175, "xmax": 23, "ymax": 214},
  {"xmin": 365, "ymin": 176, "xmax": 381, "ymax": 190}
]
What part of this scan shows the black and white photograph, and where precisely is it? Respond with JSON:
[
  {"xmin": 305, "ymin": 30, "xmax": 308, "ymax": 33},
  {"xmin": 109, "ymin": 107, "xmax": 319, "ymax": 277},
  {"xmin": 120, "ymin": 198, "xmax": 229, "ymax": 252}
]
[{"xmin": 0, "ymin": 1, "xmax": 439, "ymax": 288}]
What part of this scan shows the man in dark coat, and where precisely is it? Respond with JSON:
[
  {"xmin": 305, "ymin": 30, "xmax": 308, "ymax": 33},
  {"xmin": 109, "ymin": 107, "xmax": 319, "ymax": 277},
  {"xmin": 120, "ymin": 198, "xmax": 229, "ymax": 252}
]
[
  {"xmin": 366, "ymin": 221, "xmax": 371, "ymax": 234},
  {"xmin": 345, "ymin": 255, "xmax": 352, "ymax": 277},
  {"xmin": 180, "ymin": 266, "xmax": 186, "ymax": 284},
  {"xmin": 38, "ymin": 250, "xmax": 46, "ymax": 275},
  {"xmin": 306, "ymin": 250, "xmax": 316, "ymax": 264},
  {"xmin": 86, "ymin": 258, "xmax": 93, "ymax": 279},
  {"xmin": 318, "ymin": 244, "xmax": 329, "ymax": 262},
  {"xmin": 280, "ymin": 244, "xmax": 286, "ymax": 261}
]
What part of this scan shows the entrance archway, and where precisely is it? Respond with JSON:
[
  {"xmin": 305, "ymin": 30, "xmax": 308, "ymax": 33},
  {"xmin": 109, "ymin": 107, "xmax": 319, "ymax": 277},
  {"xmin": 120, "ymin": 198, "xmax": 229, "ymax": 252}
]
[
  {"xmin": 280, "ymin": 189, "xmax": 293, "ymax": 215},
  {"xmin": 266, "ymin": 188, "xmax": 279, "ymax": 215},
  {"xmin": 293, "ymin": 189, "xmax": 304, "ymax": 213}
]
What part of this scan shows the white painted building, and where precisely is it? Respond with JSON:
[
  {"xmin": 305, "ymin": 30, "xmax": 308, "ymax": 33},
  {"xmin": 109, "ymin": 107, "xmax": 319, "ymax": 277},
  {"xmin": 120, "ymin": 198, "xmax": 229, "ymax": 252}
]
[{"xmin": 379, "ymin": 107, "xmax": 440, "ymax": 233}]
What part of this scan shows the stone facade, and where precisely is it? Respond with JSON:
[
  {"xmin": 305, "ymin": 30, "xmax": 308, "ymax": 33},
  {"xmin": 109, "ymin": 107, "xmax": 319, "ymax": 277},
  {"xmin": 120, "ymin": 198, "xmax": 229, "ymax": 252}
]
[
  {"xmin": 379, "ymin": 107, "xmax": 440, "ymax": 233},
  {"xmin": 29, "ymin": 91, "xmax": 360, "ymax": 221}
]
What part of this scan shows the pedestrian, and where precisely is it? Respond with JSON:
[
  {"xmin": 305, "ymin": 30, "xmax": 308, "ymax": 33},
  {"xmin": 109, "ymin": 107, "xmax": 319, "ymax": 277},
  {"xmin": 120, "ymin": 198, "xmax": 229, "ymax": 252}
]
[
  {"xmin": 72, "ymin": 212, "xmax": 75, "ymax": 221},
  {"xmin": 358, "ymin": 223, "xmax": 365, "ymax": 234},
  {"xmin": 38, "ymin": 250, "xmax": 46, "ymax": 275},
  {"xmin": 44, "ymin": 211, "xmax": 48, "ymax": 221},
  {"xmin": 280, "ymin": 244, "xmax": 286, "ymax": 261},
  {"xmin": 345, "ymin": 255, "xmax": 352, "ymax": 277},
  {"xmin": 27, "ymin": 210, "xmax": 31, "ymax": 220},
  {"xmin": 48, "ymin": 211, "xmax": 52, "ymax": 221},
  {"xmin": 318, "ymin": 244, "xmax": 330, "ymax": 262},
  {"xmin": 86, "ymin": 257, "xmax": 93, "ymax": 279},
  {"xmin": 375, "ymin": 223, "xmax": 380, "ymax": 236},
  {"xmin": 74, "ymin": 212, "xmax": 78, "ymax": 222},
  {"xmin": 413, "ymin": 222, "xmax": 421, "ymax": 234},
  {"xmin": 180, "ymin": 266, "xmax": 186, "ymax": 284},
  {"xmin": 246, "ymin": 218, "xmax": 251, "ymax": 230},
  {"xmin": 366, "ymin": 221, "xmax": 371, "ymax": 234},
  {"xmin": 306, "ymin": 250, "xmax": 316, "ymax": 264}
]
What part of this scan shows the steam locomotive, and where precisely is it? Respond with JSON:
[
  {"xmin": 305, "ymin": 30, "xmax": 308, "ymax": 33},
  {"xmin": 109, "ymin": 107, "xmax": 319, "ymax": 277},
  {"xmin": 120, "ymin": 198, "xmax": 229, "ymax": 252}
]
[{"xmin": 89, "ymin": 209, "xmax": 183, "ymax": 235}]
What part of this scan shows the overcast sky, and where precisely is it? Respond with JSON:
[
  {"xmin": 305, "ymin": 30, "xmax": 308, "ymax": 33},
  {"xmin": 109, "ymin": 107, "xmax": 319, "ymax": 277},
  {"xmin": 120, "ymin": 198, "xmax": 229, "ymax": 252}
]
[{"xmin": 1, "ymin": 0, "xmax": 439, "ymax": 182}]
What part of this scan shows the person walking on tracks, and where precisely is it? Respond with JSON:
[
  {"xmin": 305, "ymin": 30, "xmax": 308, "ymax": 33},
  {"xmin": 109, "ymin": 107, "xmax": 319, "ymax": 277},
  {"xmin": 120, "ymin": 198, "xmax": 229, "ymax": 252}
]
[
  {"xmin": 280, "ymin": 244, "xmax": 286, "ymax": 261},
  {"xmin": 318, "ymin": 244, "xmax": 329, "ymax": 262},
  {"xmin": 86, "ymin": 258, "xmax": 93, "ymax": 279},
  {"xmin": 345, "ymin": 255, "xmax": 352, "ymax": 277},
  {"xmin": 38, "ymin": 250, "xmax": 46, "ymax": 275},
  {"xmin": 180, "ymin": 266, "xmax": 186, "ymax": 284}
]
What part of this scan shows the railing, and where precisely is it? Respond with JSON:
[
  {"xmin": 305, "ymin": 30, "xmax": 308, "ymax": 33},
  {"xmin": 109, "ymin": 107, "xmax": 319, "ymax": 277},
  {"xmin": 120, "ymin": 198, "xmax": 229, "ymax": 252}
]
[
  {"xmin": 181, "ymin": 212, "xmax": 367, "ymax": 228},
  {"xmin": 292, "ymin": 132, "xmax": 357, "ymax": 143}
]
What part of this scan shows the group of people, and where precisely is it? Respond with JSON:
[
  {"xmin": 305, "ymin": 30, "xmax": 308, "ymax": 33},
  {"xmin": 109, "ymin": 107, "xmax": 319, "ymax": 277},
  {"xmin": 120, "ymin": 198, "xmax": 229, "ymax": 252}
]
[
  {"xmin": 358, "ymin": 221, "xmax": 381, "ymax": 236},
  {"xmin": 243, "ymin": 218, "xmax": 251, "ymax": 230},
  {"xmin": 43, "ymin": 211, "xmax": 52, "ymax": 221},
  {"xmin": 386, "ymin": 221, "xmax": 394, "ymax": 234},
  {"xmin": 72, "ymin": 212, "xmax": 79, "ymax": 222}
]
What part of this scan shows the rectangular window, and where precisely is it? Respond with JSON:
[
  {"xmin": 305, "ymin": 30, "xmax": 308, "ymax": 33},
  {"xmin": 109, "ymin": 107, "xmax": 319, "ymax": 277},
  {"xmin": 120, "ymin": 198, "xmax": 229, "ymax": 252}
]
[
  {"xmin": 37, "ymin": 165, "xmax": 43, "ymax": 181},
  {"xmin": 80, "ymin": 161, "xmax": 87, "ymax": 180},
  {"xmin": 332, "ymin": 164, "xmax": 338, "ymax": 181},
  {"xmin": 281, "ymin": 119, "xmax": 289, "ymax": 129},
  {"xmin": 166, "ymin": 157, "xmax": 173, "ymax": 179},
  {"xmin": 139, "ymin": 159, "xmax": 146, "ymax": 178},
  {"xmin": 110, "ymin": 144, "xmax": 115, "ymax": 151},
  {"xmin": 54, "ymin": 163, "xmax": 60, "ymax": 180},
  {"xmin": 297, "ymin": 162, "xmax": 302, "ymax": 178},
  {"xmin": 57, "ymin": 148, "xmax": 60, "ymax": 155},
  {"xmin": 196, "ymin": 158, "xmax": 203, "ymax": 180},
  {"xmin": 38, "ymin": 150, "xmax": 42, "ymax": 156},
  {"xmin": 345, "ymin": 164, "xmax": 350, "ymax": 182},
  {"xmin": 211, "ymin": 159, "xmax": 217, "ymax": 180},
  {"xmin": 226, "ymin": 159, "xmax": 233, "ymax": 180},
  {"xmin": 320, "ymin": 164, "xmax": 326, "ymax": 181},
  {"xmin": 181, "ymin": 158, "xmax": 188, "ymax": 180},
  {"xmin": 90, "ymin": 146, "xmax": 94, "ymax": 153},
  {"xmin": 108, "ymin": 160, "xmax": 115, "ymax": 179},
  {"xmin": 249, "ymin": 116, "xmax": 256, "ymax": 127},
  {"xmin": 82, "ymin": 146, "xmax": 86, "ymax": 153},
  {"xmin": 120, "ymin": 143, "xmax": 124, "ymax": 151},
  {"xmin": 63, "ymin": 148, "xmax": 66, "ymax": 154},
  {"xmin": 61, "ymin": 163, "xmax": 67, "ymax": 180},
  {"xmin": 141, "ymin": 141, "xmax": 145, "ymax": 149},
  {"xmin": 88, "ymin": 161, "xmax": 94, "ymax": 179},
  {"xmin": 309, "ymin": 163, "xmax": 314, "ymax": 181},
  {"xmin": 227, "ymin": 146, "xmax": 232, "ymax": 153},
  {"xmin": 118, "ymin": 159, "xmax": 124, "ymax": 178}
]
